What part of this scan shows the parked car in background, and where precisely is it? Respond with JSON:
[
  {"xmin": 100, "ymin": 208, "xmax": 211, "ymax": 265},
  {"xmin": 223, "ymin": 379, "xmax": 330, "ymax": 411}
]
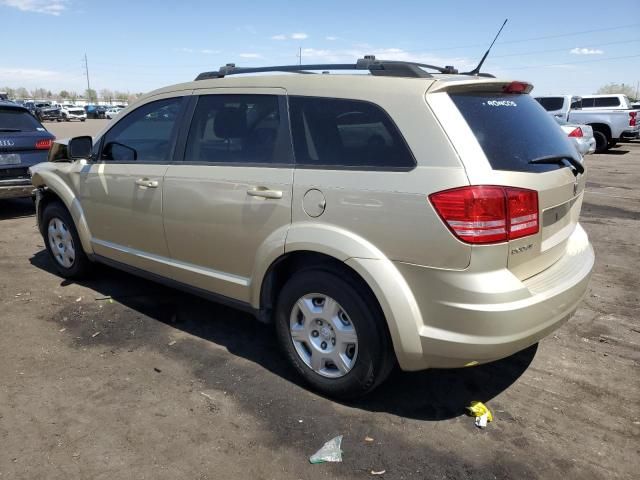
[
  {"xmin": 30, "ymin": 57, "xmax": 594, "ymax": 399},
  {"xmin": 105, "ymin": 107, "xmax": 123, "ymax": 119},
  {"xmin": 535, "ymin": 94, "xmax": 639, "ymax": 152},
  {"xmin": 60, "ymin": 105, "xmax": 87, "ymax": 122},
  {"xmin": 84, "ymin": 105, "xmax": 106, "ymax": 119},
  {"xmin": 0, "ymin": 101, "xmax": 54, "ymax": 199},
  {"xmin": 554, "ymin": 118, "xmax": 596, "ymax": 156},
  {"xmin": 35, "ymin": 103, "xmax": 62, "ymax": 122},
  {"xmin": 579, "ymin": 94, "xmax": 635, "ymax": 110}
]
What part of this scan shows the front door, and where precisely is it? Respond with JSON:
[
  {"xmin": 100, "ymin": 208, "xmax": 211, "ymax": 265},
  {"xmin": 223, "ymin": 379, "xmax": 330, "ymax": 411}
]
[
  {"xmin": 79, "ymin": 95, "xmax": 187, "ymax": 274},
  {"xmin": 162, "ymin": 89, "xmax": 293, "ymax": 302}
]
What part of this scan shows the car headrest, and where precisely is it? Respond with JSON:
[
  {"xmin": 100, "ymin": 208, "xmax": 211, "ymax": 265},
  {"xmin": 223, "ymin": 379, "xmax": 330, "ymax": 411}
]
[{"xmin": 214, "ymin": 106, "xmax": 247, "ymax": 139}]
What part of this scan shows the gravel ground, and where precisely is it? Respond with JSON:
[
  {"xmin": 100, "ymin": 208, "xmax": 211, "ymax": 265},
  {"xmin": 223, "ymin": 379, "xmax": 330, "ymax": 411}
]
[{"xmin": 0, "ymin": 125, "xmax": 638, "ymax": 479}]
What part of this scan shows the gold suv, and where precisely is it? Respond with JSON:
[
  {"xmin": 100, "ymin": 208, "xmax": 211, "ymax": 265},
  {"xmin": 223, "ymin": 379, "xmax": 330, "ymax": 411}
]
[{"xmin": 30, "ymin": 57, "xmax": 594, "ymax": 399}]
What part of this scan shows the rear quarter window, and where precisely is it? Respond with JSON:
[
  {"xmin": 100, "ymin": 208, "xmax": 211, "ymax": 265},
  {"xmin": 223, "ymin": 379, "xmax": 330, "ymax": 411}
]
[
  {"xmin": 593, "ymin": 97, "xmax": 620, "ymax": 107},
  {"xmin": 289, "ymin": 96, "xmax": 415, "ymax": 170},
  {"xmin": 450, "ymin": 93, "xmax": 578, "ymax": 173}
]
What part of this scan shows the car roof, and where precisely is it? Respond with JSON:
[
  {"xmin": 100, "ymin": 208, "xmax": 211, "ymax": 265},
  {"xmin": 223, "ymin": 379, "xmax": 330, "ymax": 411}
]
[
  {"xmin": 0, "ymin": 100, "xmax": 29, "ymax": 111},
  {"xmin": 139, "ymin": 73, "xmax": 519, "ymax": 105}
]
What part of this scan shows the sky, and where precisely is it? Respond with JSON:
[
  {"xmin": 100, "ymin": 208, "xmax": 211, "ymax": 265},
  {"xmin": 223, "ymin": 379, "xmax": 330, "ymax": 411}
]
[{"xmin": 0, "ymin": 0, "xmax": 639, "ymax": 97}]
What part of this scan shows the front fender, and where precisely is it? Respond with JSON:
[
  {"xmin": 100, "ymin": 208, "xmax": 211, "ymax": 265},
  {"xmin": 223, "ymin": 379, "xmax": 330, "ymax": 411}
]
[{"xmin": 31, "ymin": 164, "xmax": 94, "ymax": 255}]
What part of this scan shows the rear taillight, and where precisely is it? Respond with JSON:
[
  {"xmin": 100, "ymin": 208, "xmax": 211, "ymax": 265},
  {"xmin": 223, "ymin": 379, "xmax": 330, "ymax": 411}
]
[
  {"xmin": 35, "ymin": 138, "xmax": 53, "ymax": 150},
  {"xmin": 630, "ymin": 111, "xmax": 637, "ymax": 127},
  {"xmin": 568, "ymin": 127, "xmax": 583, "ymax": 138},
  {"xmin": 429, "ymin": 186, "xmax": 539, "ymax": 244}
]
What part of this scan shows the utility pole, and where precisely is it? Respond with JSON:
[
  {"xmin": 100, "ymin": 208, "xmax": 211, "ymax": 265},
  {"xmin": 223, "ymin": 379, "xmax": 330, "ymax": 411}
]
[
  {"xmin": 297, "ymin": 47, "xmax": 302, "ymax": 65},
  {"xmin": 83, "ymin": 53, "xmax": 92, "ymax": 102}
]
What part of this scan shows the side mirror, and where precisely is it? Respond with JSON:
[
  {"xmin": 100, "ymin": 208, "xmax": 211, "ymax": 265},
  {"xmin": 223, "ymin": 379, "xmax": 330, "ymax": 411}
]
[{"xmin": 68, "ymin": 136, "xmax": 93, "ymax": 159}]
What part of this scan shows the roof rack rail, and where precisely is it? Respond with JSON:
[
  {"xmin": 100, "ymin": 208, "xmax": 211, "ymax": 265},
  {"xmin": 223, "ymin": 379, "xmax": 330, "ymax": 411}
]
[{"xmin": 194, "ymin": 55, "xmax": 459, "ymax": 80}]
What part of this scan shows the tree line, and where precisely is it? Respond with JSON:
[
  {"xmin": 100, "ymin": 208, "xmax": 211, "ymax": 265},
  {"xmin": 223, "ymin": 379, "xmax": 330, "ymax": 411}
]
[{"xmin": 1, "ymin": 86, "xmax": 145, "ymax": 104}]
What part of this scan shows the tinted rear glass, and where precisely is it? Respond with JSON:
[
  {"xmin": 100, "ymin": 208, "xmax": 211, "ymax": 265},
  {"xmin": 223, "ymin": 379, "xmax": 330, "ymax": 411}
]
[
  {"xmin": 289, "ymin": 96, "xmax": 415, "ymax": 169},
  {"xmin": 0, "ymin": 107, "xmax": 43, "ymax": 131},
  {"xmin": 450, "ymin": 93, "xmax": 578, "ymax": 173},
  {"xmin": 594, "ymin": 97, "xmax": 620, "ymax": 107},
  {"xmin": 535, "ymin": 97, "xmax": 564, "ymax": 111}
]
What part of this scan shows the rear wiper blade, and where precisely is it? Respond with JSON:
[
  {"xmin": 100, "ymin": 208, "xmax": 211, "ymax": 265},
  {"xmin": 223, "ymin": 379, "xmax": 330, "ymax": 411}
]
[
  {"xmin": 528, "ymin": 155, "xmax": 584, "ymax": 176},
  {"xmin": 0, "ymin": 128, "xmax": 21, "ymax": 132}
]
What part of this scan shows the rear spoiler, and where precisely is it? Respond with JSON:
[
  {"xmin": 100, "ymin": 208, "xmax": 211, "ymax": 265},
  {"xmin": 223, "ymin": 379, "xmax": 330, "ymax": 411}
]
[{"xmin": 427, "ymin": 79, "xmax": 534, "ymax": 95}]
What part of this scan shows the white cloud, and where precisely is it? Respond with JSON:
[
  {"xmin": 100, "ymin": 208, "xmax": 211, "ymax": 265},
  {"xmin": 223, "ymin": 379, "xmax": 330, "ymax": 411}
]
[
  {"xmin": 0, "ymin": 67, "xmax": 60, "ymax": 80},
  {"xmin": 0, "ymin": 0, "xmax": 67, "ymax": 15},
  {"xmin": 173, "ymin": 48, "xmax": 219, "ymax": 55},
  {"xmin": 239, "ymin": 53, "xmax": 262, "ymax": 59},
  {"xmin": 236, "ymin": 24, "xmax": 257, "ymax": 35},
  {"xmin": 271, "ymin": 32, "xmax": 309, "ymax": 41},
  {"xmin": 298, "ymin": 47, "xmax": 473, "ymax": 70},
  {"xmin": 570, "ymin": 47, "xmax": 604, "ymax": 55},
  {"xmin": 325, "ymin": 36, "xmax": 338, "ymax": 41}
]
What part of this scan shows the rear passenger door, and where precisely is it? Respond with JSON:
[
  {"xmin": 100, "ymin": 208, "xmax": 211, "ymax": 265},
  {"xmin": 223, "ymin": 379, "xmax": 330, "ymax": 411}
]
[{"xmin": 162, "ymin": 89, "xmax": 293, "ymax": 302}]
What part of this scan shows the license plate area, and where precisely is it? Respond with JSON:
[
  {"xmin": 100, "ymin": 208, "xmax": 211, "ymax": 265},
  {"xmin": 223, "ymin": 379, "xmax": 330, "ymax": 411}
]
[{"xmin": 0, "ymin": 153, "xmax": 21, "ymax": 165}]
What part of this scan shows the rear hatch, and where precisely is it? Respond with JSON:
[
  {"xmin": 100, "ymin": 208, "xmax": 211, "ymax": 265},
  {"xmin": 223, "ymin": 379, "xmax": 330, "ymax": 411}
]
[
  {"xmin": 428, "ymin": 81, "xmax": 585, "ymax": 280},
  {"xmin": 0, "ymin": 105, "xmax": 55, "ymax": 175}
]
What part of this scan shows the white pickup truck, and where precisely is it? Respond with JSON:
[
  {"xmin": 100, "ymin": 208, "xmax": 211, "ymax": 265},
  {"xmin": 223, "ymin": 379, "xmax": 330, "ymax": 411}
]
[{"xmin": 535, "ymin": 94, "xmax": 639, "ymax": 152}]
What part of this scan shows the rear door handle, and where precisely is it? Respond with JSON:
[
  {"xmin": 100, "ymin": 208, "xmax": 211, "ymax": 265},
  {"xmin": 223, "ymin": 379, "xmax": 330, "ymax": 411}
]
[
  {"xmin": 247, "ymin": 187, "xmax": 283, "ymax": 199},
  {"xmin": 135, "ymin": 178, "xmax": 159, "ymax": 188}
]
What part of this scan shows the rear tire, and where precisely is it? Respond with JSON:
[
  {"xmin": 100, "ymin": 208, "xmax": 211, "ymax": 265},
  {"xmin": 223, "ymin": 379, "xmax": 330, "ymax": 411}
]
[
  {"xmin": 42, "ymin": 202, "xmax": 91, "ymax": 279},
  {"xmin": 593, "ymin": 130, "xmax": 609, "ymax": 153},
  {"xmin": 275, "ymin": 269, "xmax": 394, "ymax": 399}
]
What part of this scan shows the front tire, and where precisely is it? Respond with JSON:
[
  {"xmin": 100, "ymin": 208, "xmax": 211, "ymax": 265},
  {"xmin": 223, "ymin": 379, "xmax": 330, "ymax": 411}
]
[
  {"xmin": 42, "ymin": 202, "xmax": 91, "ymax": 279},
  {"xmin": 275, "ymin": 269, "xmax": 394, "ymax": 399}
]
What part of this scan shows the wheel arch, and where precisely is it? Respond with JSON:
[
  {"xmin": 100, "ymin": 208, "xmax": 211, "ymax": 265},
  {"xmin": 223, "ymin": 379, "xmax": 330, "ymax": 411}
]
[
  {"xmin": 255, "ymin": 247, "xmax": 425, "ymax": 371},
  {"xmin": 32, "ymin": 170, "xmax": 94, "ymax": 255},
  {"xmin": 588, "ymin": 122, "xmax": 612, "ymax": 139}
]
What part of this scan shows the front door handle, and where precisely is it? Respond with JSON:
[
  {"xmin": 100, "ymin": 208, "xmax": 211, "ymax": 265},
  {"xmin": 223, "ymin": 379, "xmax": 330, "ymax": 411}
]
[
  {"xmin": 247, "ymin": 187, "xmax": 283, "ymax": 199},
  {"xmin": 135, "ymin": 178, "xmax": 159, "ymax": 188}
]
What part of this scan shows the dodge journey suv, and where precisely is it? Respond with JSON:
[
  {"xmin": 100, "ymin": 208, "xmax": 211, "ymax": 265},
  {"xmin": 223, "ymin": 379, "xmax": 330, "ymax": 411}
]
[{"xmin": 30, "ymin": 57, "xmax": 594, "ymax": 399}]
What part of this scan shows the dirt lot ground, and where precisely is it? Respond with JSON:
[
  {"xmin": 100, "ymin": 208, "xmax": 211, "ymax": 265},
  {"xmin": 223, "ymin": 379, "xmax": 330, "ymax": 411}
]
[{"xmin": 1, "ymin": 120, "xmax": 638, "ymax": 479}]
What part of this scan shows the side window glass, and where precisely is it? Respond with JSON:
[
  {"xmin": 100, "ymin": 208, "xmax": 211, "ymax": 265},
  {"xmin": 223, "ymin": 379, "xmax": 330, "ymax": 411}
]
[
  {"xmin": 184, "ymin": 94, "xmax": 284, "ymax": 164},
  {"xmin": 581, "ymin": 98, "xmax": 595, "ymax": 108},
  {"xmin": 594, "ymin": 97, "xmax": 620, "ymax": 107},
  {"xmin": 101, "ymin": 97, "xmax": 183, "ymax": 162},
  {"xmin": 289, "ymin": 96, "xmax": 415, "ymax": 169}
]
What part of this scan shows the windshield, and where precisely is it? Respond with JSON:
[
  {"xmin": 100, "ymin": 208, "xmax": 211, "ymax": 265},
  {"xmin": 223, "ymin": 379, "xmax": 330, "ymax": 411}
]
[
  {"xmin": 0, "ymin": 107, "xmax": 44, "ymax": 131},
  {"xmin": 450, "ymin": 92, "xmax": 578, "ymax": 173}
]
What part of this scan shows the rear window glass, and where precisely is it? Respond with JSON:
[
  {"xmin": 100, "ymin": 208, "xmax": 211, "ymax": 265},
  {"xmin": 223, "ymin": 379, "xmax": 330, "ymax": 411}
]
[
  {"xmin": 450, "ymin": 93, "xmax": 578, "ymax": 173},
  {"xmin": 594, "ymin": 97, "xmax": 620, "ymax": 107},
  {"xmin": 535, "ymin": 97, "xmax": 564, "ymax": 111},
  {"xmin": 0, "ymin": 107, "xmax": 43, "ymax": 131}
]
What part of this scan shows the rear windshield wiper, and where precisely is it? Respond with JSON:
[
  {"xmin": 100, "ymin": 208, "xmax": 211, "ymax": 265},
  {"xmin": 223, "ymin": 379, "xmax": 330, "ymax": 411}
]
[
  {"xmin": 0, "ymin": 128, "xmax": 22, "ymax": 132},
  {"xmin": 528, "ymin": 155, "xmax": 584, "ymax": 176}
]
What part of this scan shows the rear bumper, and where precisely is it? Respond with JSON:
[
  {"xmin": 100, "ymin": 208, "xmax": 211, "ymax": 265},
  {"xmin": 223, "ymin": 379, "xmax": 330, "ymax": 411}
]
[
  {"xmin": 0, "ymin": 179, "xmax": 34, "ymax": 199},
  {"xmin": 620, "ymin": 130, "xmax": 639, "ymax": 139},
  {"xmin": 387, "ymin": 224, "xmax": 594, "ymax": 370}
]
